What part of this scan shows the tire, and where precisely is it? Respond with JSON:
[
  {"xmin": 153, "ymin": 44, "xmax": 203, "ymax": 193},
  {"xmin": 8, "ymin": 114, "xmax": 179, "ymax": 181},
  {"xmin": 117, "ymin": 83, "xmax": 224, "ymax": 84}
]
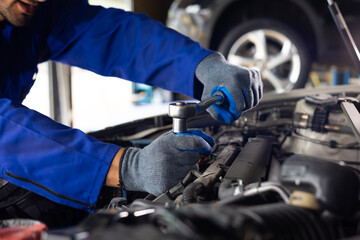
[{"xmin": 218, "ymin": 19, "xmax": 311, "ymax": 93}]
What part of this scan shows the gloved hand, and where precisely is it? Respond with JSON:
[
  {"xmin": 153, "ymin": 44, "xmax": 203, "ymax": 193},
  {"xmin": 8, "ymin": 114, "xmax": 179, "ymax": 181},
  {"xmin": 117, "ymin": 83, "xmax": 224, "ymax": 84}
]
[
  {"xmin": 195, "ymin": 52, "xmax": 263, "ymax": 124},
  {"xmin": 119, "ymin": 130, "xmax": 214, "ymax": 196}
]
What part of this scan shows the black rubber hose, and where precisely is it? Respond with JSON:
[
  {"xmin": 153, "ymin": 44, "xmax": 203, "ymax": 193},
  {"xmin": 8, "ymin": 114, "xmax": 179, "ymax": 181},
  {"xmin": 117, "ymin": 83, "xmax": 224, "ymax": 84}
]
[{"xmin": 182, "ymin": 182, "xmax": 205, "ymax": 204}]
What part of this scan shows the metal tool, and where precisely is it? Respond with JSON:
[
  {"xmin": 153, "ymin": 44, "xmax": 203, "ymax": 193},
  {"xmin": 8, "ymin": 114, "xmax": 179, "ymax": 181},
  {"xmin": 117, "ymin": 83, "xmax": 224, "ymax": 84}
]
[
  {"xmin": 168, "ymin": 95, "xmax": 223, "ymax": 133},
  {"xmin": 338, "ymin": 97, "xmax": 360, "ymax": 144}
]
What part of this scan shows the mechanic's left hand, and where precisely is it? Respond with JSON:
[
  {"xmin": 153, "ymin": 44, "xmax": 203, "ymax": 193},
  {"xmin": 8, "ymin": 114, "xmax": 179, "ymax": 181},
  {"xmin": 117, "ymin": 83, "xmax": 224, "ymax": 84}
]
[
  {"xmin": 195, "ymin": 52, "xmax": 263, "ymax": 124},
  {"xmin": 119, "ymin": 130, "xmax": 215, "ymax": 196}
]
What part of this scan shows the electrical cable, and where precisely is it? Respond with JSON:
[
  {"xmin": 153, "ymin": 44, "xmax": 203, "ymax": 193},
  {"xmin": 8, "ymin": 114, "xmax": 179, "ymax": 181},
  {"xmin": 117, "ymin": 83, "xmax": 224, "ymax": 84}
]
[{"xmin": 293, "ymin": 129, "xmax": 360, "ymax": 149}]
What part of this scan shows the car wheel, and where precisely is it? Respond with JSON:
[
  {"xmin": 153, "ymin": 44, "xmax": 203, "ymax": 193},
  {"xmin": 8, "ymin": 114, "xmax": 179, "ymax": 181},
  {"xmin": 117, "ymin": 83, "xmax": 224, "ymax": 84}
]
[{"xmin": 218, "ymin": 19, "xmax": 311, "ymax": 93}]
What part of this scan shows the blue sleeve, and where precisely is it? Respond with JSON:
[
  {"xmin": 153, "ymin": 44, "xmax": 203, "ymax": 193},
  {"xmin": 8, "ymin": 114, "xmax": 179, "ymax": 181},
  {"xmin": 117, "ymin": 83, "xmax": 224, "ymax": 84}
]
[
  {"xmin": 0, "ymin": 98, "xmax": 120, "ymax": 211},
  {"xmin": 0, "ymin": 0, "xmax": 213, "ymax": 211},
  {"xmin": 43, "ymin": 0, "xmax": 212, "ymax": 97}
]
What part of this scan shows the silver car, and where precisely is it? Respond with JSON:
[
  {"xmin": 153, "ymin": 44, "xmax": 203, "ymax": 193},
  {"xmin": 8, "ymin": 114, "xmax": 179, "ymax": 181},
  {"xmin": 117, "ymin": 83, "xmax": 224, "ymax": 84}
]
[{"xmin": 167, "ymin": 0, "xmax": 360, "ymax": 93}]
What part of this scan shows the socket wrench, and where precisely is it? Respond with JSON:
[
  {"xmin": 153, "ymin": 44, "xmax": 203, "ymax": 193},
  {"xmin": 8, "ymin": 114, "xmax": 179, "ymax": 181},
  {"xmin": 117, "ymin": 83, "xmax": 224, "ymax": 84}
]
[{"xmin": 168, "ymin": 94, "xmax": 224, "ymax": 133}]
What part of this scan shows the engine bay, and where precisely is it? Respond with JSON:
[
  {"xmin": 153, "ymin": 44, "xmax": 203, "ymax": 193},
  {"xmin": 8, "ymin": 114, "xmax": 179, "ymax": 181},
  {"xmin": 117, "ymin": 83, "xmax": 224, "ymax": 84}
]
[{"xmin": 49, "ymin": 85, "xmax": 360, "ymax": 240}]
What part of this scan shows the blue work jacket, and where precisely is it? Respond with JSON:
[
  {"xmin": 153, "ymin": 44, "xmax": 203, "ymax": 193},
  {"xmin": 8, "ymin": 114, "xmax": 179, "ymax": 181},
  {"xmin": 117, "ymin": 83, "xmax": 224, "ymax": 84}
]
[{"xmin": 0, "ymin": 0, "xmax": 212, "ymax": 211}]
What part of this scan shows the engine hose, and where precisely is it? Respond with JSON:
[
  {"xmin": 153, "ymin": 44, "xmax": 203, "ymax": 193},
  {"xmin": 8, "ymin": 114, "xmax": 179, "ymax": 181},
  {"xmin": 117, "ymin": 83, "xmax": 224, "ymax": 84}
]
[
  {"xmin": 182, "ymin": 182, "xmax": 205, "ymax": 204},
  {"xmin": 245, "ymin": 203, "xmax": 336, "ymax": 240},
  {"xmin": 163, "ymin": 202, "xmax": 335, "ymax": 240},
  {"xmin": 181, "ymin": 145, "xmax": 241, "ymax": 204}
]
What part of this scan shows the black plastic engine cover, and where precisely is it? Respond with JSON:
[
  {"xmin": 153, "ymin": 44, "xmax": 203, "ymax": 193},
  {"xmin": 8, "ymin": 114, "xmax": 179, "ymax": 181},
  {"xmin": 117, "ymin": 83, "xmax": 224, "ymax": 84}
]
[{"xmin": 280, "ymin": 154, "xmax": 360, "ymax": 216}]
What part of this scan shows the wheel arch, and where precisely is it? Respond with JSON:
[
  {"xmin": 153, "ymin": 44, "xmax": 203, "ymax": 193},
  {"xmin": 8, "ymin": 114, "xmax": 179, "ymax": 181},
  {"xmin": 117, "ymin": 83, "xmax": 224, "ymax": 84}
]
[{"xmin": 207, "ymin": 0, "xmax": 325, "ymax": 62}]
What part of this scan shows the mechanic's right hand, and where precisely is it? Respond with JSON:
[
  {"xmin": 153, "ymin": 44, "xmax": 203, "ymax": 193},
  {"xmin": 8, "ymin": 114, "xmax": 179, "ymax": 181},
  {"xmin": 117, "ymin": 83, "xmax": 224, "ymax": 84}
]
[
  {"xmin": 119, "ymin": 130, "xmax": 214, "ymax": 196},
  {"xmin": 195, "ymin": 52, "xmax": 263, "ymax": 124}
]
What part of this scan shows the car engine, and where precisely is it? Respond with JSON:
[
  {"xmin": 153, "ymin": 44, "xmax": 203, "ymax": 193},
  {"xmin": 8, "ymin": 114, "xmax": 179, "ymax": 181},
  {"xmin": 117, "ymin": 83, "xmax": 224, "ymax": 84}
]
[{"xmin": 48, "ymin": 85, "xmax": 360, "ymax": 240}]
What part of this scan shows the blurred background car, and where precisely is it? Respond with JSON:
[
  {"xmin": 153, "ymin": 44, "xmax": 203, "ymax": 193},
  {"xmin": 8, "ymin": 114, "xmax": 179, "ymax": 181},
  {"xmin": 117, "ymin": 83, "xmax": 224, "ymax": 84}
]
[{"xmin": 166, "ymin": 0, "xmax": 360, "ymax": 93}]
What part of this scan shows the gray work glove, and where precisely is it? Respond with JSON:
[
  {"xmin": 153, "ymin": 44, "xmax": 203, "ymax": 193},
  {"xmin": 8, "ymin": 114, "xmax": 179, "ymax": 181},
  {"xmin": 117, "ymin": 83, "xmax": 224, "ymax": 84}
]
[
  {"xmin": 195, "ymin": 52, "xmax": 263, "ymax": 124},
  {"xmin": 119, "ymin": 130, "xmax": 214, "ymax": 196}
]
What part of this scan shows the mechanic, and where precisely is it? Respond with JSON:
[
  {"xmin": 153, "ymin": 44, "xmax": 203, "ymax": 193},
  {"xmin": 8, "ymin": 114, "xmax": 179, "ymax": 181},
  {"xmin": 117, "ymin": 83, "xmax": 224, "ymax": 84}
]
[{"xmin": 0, "ymin": 0, "xmax": 262, "ymax": 223}]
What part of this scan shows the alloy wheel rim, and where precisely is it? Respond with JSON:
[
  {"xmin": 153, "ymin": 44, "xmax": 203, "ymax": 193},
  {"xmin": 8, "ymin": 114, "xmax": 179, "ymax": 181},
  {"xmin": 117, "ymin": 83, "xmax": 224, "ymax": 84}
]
[{"xmin": 227, "ymin": 29, "xmax": 302, "ymax": 93}]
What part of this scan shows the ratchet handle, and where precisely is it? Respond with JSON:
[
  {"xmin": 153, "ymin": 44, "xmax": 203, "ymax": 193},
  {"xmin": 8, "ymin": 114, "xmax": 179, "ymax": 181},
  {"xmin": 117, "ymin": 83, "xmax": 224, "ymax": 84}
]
[
  {"xmin": 197, "ymin": 95, "xmax": 223, "ymax": 113},
  {"xmin": 213, "ymin": 90, "xmax": 228, "ymax": 108},
  {"xmin": 197, "ymin": 91, "xmax": 227, "ymax": 112},
  {"xmin": 169, "ymin": 90, "xmax": 227, "ymax": 133},
  {"xmin": 213, "ymin": 90, "xmax": 226, "ymax": 105}
]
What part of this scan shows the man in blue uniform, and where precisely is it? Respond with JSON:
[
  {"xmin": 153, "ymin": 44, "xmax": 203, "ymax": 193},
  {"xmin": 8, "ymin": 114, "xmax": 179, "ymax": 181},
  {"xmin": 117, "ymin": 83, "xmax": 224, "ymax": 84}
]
[{"xmin": 0, "ymin": 0, "xmax": 262, "ymax": 225}]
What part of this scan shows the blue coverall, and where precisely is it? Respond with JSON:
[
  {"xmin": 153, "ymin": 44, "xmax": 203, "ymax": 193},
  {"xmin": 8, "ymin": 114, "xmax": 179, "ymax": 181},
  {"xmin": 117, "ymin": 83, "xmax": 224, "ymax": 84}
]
[{"xmin": 0, "ymin": 0, "xmax": 212, "ymax": 211}]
